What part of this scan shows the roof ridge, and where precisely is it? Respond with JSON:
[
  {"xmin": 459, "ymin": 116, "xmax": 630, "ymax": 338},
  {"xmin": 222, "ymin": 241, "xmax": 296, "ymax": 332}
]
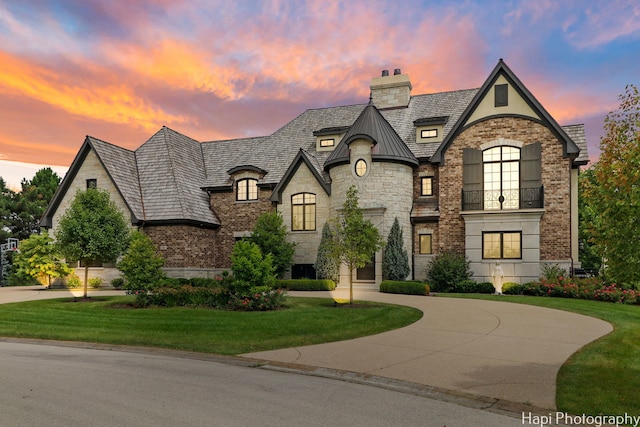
[{"xmin": 159, "ymin": 127, "xmax": 187, "ymax": 218}]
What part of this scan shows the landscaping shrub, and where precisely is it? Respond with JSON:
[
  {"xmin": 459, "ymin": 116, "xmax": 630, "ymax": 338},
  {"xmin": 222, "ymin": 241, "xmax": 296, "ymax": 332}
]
[
  {"xmin": 541, "ymin": 263, "xmax": 568, "ymax": 283},
  {"xmin": 277, "ymin": 279, "xmax": 336, "ymax": 291},
  {"xmin": 315, "ymin": 222, "xmax": 339, "ymax": 283},
  {"xmin": 118, "ymin": 231, "xmax": 165, "ymax": 293},
  {"xmin": 520, "ymin": 277, "xmax": 640, "ymax": 304},
  {"xmin": 380, "ymin": 280, "xmax": 430, "ymax": 296},
  {"xmin": 188, "ymin": 277, "xmax": 224, "ymax": 288},
  {"xmin": 452, "ymin": 280, "xmax": 494, "ymax": 294},
  {"xmin": 88, "ymin": 277, "xmax": 103, "ymax": 289},
  {"xmin": 111, "ymin": 278, "xmax": 125, "ymax": 289},
  {"xmin": 426, "ymin": 253, "xmax": 471, "ymax": 292},
  {"xmin": 66, "ymin": 273, "xmax": 82, "ymax": 289},
  {"xmin": 226, "ymin": 288, "xmax": 287, "ymax": 311},
  {"xmin": 382, "ymin": 217, "xmax": 410, "ymax": 280},
  {"xmin": 231, "ymin": 240, "xmax": 276, "ymax": 294},
  {"xmin": 502, "ymin": 282, "xmax": 523, "ymax": 295}
]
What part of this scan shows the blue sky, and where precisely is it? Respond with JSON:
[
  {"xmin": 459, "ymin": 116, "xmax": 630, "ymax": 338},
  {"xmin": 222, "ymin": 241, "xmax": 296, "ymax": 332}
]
[{"xmin": 0, "ymin": 0, "xmax": 638, "ymax": 189}]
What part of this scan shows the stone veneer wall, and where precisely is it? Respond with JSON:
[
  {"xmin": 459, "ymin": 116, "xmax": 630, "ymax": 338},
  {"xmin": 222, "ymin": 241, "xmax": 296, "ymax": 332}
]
[
  {"xmin": 438, "ymin": 117, "xmax": 572, "ymax": 261},
  {"xmin": 51, "ymin": 149, "xmax": 132, "ymax": 231},
  {"xmin": 329, "ymin": 139, "xmax": 414, "ymax": 284},
  {"xmin": 209, "ymin": 187, "xmax": 274, "ymax": 269},
  {"xmin": 276, "ymin": 163, "xmax": 331, "ymax": 267}
]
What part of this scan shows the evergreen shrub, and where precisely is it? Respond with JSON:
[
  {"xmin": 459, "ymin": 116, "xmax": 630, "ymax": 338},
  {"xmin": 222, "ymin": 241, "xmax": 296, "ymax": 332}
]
[
  {"xmin": 276, "ymin": 279, "xmax": 336, "ymax": 291},
  {"xmin": 380, "ymin": 280, "xmax": 430, "ymax": 296}
]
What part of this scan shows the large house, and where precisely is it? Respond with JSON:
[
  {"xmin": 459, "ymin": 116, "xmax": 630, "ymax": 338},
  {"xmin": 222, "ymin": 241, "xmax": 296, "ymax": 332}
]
[{"xmin": 42, "ymin": 60, "xmax": 588, "ymax": 287}]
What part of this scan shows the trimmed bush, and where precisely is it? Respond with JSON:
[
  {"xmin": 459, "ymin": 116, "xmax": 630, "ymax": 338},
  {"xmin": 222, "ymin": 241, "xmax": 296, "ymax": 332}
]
[
  {"xmin": 111, "ymin": 278, "xmax": 125, "ymax": 289},
  {"xmin": 88, "ymin": 277, "xmax": 103, "ymax": 289},
  {"xmin": 277, "ymin": 279, "xmax": 336, "ymax": 291},
  {"xmin": 380, "ymin": 280, "xmax": 430, "ymax": 296},
  {"xmin": 426, "ymin": 253, "xmax": 471, "ymax": 292},
  {"xmin": 66, "ymin": 273, "xmax": 82, "ymax": 289},
  {"xmin": 502, "ymin": 282, "xmax": 523, "ymax": 295},
  {"xmin": 451, "ymin": 280, "xmax": 495, "ymax": 294},
  {"xmin": 382, "ymin": 218, "xmax": 410, "ymax": 280}
]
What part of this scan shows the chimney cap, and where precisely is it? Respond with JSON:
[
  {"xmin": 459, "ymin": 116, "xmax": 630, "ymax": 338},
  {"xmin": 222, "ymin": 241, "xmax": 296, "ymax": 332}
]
[
  {"xmin": 394, "ymin": 68, "xmax": 401, "ymax": 75},
  {"xmin": 381, "ymin": 70, "xmax": 389, "ymax": 77}
]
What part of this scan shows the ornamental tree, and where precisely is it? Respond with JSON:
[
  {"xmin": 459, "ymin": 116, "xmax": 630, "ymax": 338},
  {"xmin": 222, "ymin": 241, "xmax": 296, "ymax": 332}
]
[
  {"xmin": 582, "ymin": 84, "xmax": 640, "ymax": 286},
  {"xmin": 117, "ymin": 231, "xmax": 166, "ymax": 293},
  {"xmin": 55, "ymin": 189, "xmax": 129, "ymax": 297},
  {"xmin": 13, "ymin": 229, "xmax": 70, "ymax": 288},
  {"xmin": 231, "ymin": 240, "xmax": 276, "ymax": 294},
  {"xmin": 315, "ymin": 222, "xmax": 339, "ymax": 283},
  {"xmin": 249, "ymin": 210, "xmax": 295, "ymax": 278},
  {"xmin": 331, "ymin": 186, "xmax": 384, "ymax": 304},
  {"xmin": 382, "ymin": 217, "xmax": 410, "ymax": 281}
]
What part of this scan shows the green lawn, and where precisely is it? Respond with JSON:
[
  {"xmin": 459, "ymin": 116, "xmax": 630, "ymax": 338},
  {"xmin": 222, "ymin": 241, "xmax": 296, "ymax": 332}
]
[
  {"xmin": 442, "ymin": 294, "xmax": 640, "ymax": 416},
  {"xmin": 0, "ymin": 296, "xmax": 422, "ymax": 355}
]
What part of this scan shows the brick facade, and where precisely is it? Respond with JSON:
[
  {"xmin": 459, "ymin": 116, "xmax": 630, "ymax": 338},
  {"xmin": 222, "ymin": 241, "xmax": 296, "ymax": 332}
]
[
  {"xmin": 143, "ymin": 224, "xmax": 217, "ymax": 269},
  {"xmin": 437, "ymin": 117, "xmax": 572, "ymax": 260},
  {"xmin": 209, "ymin": 187, "xmax": 274, "ymax": 268}
]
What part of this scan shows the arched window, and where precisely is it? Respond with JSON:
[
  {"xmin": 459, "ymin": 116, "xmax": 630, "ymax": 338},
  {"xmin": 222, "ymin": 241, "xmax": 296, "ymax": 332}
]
[
  {"xmin": 483, "ymin": 146, "xmax": 520, "ymax": 210},
  {"xmin": 237, "ymin": 178, "xmax": 258, "ymax": 201},
  {"xmin": 291, "ymin": 193, "xmax": 316, "ymax": 231}
]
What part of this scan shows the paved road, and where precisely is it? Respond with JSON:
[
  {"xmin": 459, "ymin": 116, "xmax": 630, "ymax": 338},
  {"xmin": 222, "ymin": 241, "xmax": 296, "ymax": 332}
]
[{"xmin": 0, "ymin": 341, "xmax": 525, "ymax": 426}]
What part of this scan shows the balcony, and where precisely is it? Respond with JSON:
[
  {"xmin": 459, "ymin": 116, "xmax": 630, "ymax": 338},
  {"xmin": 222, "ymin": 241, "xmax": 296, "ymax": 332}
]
[{"xmin": 462, "ymin": 186, "xmax": 544, "ymax": 211}]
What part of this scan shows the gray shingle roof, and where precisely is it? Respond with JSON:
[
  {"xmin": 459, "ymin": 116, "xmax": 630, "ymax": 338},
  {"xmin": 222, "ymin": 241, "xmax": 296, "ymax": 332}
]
[
  {"xmin": 136, "ymin": 127, "xmax": 219, "ymax": 226},
  {"xmin": 562, "ymin": 124, "xmax": 589, "ymax": 165},
  {"xmin": 201, "ymin": 136, "xmax": 264, "ymax": 189},
  {"xmin": 87, "ymin": 136, "xmax": 143, "ymax": 220}
]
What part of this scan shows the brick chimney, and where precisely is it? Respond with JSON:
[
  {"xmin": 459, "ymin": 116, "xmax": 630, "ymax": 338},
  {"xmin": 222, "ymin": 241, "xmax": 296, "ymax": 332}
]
[{"xmin": 370, "ymin": 68, "xmax": 412, "ymax": 109}]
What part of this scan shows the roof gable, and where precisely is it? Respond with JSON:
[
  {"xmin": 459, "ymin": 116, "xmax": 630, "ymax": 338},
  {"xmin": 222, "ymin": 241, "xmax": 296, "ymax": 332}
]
[
  {"xmin": 270, "ymin": 149, "xmax": 330, "ymax": 202},
  {"xmin": 431, "ymin": 59, "xmax": 581, "ymax": 164},
  {"xmin": 324, "ymin": 103, "xmax": 418, "ymax": 170},
  {"xmin": 41, "ymin": 136, "xmax": 141, "ymax": 227}
]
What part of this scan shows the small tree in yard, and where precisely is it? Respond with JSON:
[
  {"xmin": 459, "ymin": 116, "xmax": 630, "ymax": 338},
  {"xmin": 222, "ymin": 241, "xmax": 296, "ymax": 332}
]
[
  {"xmin": 382, "ymin": 217, "xmax": 410, "ymax": 281},
  {"xmin": 55, "ymin": 189, "xmax": 129, "ymax": 298},
  {"xmin": 231, "ymin": 240, "xmax": 276, "ymax": 294},
  {"xmin": 117, "ymin": 231, "xmax": 165, "ymax": 293},
  {"xmin": 315, "ymin": 222, "xmax": 339, "ymax": 283},
  {"xmin": 13, "ymin": 229, "xmax": 70, "ymax": 288},
  {"xmin": 331, "ymin": 186, "xmax": 384, "ymax": 304},
  {"xmin": 249, "ymin": 210, "xmax": 295, "ymax": 278}
]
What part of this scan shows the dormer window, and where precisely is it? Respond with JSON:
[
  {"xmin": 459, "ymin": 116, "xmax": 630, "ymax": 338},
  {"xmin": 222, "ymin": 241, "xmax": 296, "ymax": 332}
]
[
  {"xmin": 415, "ymin": 116, "xmax": 448, "ymax": 144},
  {"xmin": 236, "ymin": 178, "xmax": 258, "ymax": 201},
  {"xmin": 420, "ymin": 129, "xmax": 438, "ymax": 139},
  {"xmin": 314, "ymin": 126, "xmax": 349, "ymax": 152},
  {"xmin": 319, "ymin": 138, "xmax": 335, "ymax": 147}
]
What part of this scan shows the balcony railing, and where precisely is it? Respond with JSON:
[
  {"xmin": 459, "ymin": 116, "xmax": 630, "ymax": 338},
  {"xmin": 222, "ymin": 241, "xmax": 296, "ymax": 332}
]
[{"xmin": 462, "ymin": 186, "xmax": 544, "ymax": 211}]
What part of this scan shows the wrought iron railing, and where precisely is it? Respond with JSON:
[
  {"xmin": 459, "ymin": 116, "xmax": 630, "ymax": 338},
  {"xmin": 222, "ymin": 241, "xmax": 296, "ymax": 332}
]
[{"xmin": 462, "ymin": 186, "xmax": 544, "ymax": 211}]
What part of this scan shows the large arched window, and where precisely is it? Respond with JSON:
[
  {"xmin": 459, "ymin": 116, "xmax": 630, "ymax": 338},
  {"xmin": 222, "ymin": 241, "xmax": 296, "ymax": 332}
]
[
  {"xmin": 237, "ymin": 178, "xmax": 258, "ymax": 201},
  {"xmin": 291, "ymin": 193, "xmax": 316, "ymax": 231},
  {"xmin": 483, "ymin": 146, "xmax": 520, "ymax": 210}
]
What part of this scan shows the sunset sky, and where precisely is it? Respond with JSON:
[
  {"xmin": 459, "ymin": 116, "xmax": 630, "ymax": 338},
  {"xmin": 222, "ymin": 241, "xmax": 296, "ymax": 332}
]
[{"xmin": 1, "ymin": 0, "xmax": 638, "ymax": 190}]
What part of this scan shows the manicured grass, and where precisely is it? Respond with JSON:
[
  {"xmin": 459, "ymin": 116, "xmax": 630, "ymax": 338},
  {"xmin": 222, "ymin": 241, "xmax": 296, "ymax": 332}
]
[
  {"xmin": 0, "ymin": 296, "xmax": 421, "ymax": 355},
  {"xmin": 441, "ymin": 294, "xmax": 640, "ymax": 415}
]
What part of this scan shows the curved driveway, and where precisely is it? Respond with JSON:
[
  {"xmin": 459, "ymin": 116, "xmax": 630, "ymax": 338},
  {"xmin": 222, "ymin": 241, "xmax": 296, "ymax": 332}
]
[
  {"xmin": 244, "ymin": 289, "xmax": 613, "ymax": 410},
  {"xmin": 1, "ymin": 286, "xmax": 612, "ymax": 410}
]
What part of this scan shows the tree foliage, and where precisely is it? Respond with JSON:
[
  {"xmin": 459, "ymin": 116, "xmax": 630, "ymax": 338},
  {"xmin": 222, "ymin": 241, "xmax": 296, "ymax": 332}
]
[
  {"xmin": 117, "ymin": 231, "xmax": 165, "ymax": 293},
  {"xmin": 0, "ymin": 168, "xmax": 61, "ymax": 244},
  {"xmin": 315, "ymin": 222, "xmax": 339, "ymax": 283},
  {"xmin": 382, "ymin": 217, "xmax": 410, "ymax": 281},
  {"xmin": 12, "ymin": 229, "xmax": 70, "ymax": 287},
  {"xmin": 55, "ymin": 188, "xmax": 129, "ymax": 297},
  {"xmin": 249, "ymin": 210, "xmax": 295, "ymax": 278},
  {"xmin": 231, "ymin": 240, "xmax": 276, "ymax": 294},
  {"xmin": 330, "ymin": 186, "xmax": 384, "ymax": 303},
  {"xmin": 426, "ymin": 252, "xmax": 472, "ymax": 292},
  {"xmin": 578, "ymin": 168, "xmax": 602, "ymax": 272},
  {"xmin": 582, "ymin": 84, "xmax": 640, "ymax": 286}
]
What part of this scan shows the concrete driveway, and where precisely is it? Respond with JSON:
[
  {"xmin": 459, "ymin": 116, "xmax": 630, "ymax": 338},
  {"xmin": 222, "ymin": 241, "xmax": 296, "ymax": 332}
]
[
  {"xmin": 0, "ymin": 285, "xmax": 613, "ymax": 410},
  {"xmin": 243, "ymin": 289, "xmax": 613, "ymax": 410}
]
